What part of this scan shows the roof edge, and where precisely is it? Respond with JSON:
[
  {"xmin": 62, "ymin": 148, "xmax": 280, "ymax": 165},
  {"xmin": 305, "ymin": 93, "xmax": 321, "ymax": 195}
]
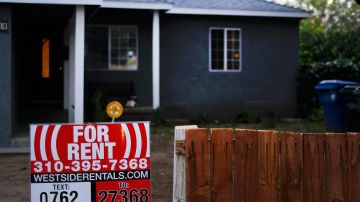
[
  {"xmin": 0, "ymin": 0, "xmax": 101, "ymax": 5},
  {"xmin": 101, "ymin": 1, "xmax": 173, "ymax": 10},
  {"xmin": 166, "ymin": 7, "xmax": 311, "ymax": 18}
]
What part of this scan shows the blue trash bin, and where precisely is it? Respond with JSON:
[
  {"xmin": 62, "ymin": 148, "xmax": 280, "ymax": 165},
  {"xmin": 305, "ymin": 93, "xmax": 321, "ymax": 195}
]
[{"xmin": 315, "ymin": 80, "xmax": 360, "ymax": 132}]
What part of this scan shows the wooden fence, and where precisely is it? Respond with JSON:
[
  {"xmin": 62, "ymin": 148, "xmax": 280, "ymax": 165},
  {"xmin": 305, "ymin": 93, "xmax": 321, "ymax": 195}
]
[{"xmin": 172, "ymin": 126, "xmax": 360, "ymax": 202}]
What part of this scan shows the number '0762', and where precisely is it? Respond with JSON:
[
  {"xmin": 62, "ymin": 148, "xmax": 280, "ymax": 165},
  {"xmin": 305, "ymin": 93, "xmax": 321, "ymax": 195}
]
[{"xmin": 40, "ymin": 191, "xmax": 78, "ymax": 202}]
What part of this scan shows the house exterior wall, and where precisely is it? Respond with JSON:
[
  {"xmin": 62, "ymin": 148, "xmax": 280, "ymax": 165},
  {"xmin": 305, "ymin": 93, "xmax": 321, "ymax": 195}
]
[
  {"xmin": 85, "ymin": 9, "xmax": 153, "ymax": 108},
  {"xmin": 160, "ymin": 14, "xmax": 300, "ymax": 121},
  {"xmin": 0, "ymin": 6, "xmax": 12, "ymax": 147}
]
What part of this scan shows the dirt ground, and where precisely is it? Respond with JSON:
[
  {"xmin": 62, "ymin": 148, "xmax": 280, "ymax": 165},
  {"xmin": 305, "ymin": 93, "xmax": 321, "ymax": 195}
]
[
  {"xmin": 0, "ymin": 122, "xmax": 323, "ymax": 202},
  {"xmin": 0, "ymin": 128, "xmax": 174, "ymax": 202}
]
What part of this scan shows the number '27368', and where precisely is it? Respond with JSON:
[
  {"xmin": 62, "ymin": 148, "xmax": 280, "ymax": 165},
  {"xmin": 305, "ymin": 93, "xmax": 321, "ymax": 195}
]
[{"xmin": 98, "ymin": 189, "xmax": 149, "ymax": 202}]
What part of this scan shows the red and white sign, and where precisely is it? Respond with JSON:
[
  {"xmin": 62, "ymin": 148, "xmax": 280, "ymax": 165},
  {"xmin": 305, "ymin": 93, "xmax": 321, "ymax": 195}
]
[{"xmin": 30, "ymin": 122, "xmax": 151, "ymax": 202}]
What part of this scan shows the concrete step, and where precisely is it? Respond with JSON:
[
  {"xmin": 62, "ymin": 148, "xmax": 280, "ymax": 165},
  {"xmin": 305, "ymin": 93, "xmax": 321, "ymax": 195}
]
[
  {"xmin": 0, "ymin": 137, "xmax": 30, "ymax": 154},
  {"xmin": 11, "ymin": 137, "xmax": 30, "ymax": 148},
  {"xmin": 0, "ymin": 147, "xmax": 29, "ymax": 154}
]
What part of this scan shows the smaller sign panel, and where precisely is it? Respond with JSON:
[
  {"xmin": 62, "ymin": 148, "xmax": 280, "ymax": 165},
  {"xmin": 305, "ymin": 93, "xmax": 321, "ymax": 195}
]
[
  {"xmin": 106, "ymin": 101, "xmax": 124, "ymax": 119},
  {"xmin": 30, "ymin": 122, "xmax": 151, "ymax": 202},
  {"xmin": 0, "ymin": 19, "xmax": 8, "ymax": 32},
  {"xmin": 31, "ymin": 182, "xmax": 91, "ymax": 202}
]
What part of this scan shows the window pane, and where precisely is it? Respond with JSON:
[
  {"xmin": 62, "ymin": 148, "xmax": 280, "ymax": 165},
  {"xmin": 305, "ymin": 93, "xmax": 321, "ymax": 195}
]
[
  {"xmin": 228, "ymin": 61, "xmax": 234, "ymax": 70},
  {"xmin": 120, "ymin": 27, "xmax": 129, "ymax": 38},
  {"xmin": 234, "ymin": 51, "xmax": 240, "ymax": 60},
  {"xmin": 110, "ymin": 26, "xmax": 138, "ymax": 70},
  {"xmin": 233, "ymin": 30, "xmax": 240, "ymax": 40},
  {"xmin": 120, "ymin": 50, "xmax": 128, "ymax": 59},
  {"xmin": 234, "ymin": 61, "xmax": 240, "ymax": 70},
  {"xmin": 111, "ymin": 38, "xmax": 120, "ymax": 48},
  {"xmin": 228, "ymin": 40, "xmax": 234, "ymax": 49},
  {"xmin": 212, "ymin": 60, "xmax": 224, "ymax": 70},
  {"xmin": 129, "ymin": 38, "xmax": 136, "ymax": 48},
  {"xmin": 234, "ymin": 40, "xmax": 240, "ymax": 49},
  {"xmin": 227, "ymin": 51, "xmax": 233, "ymax": 60},
  {"xmin": 120, "ymin": 38, "xmax": 129, "ymax": 47},
  {"xmin": 85, "ymin": 26, "xmax": 109, "ymax": 70},
  {"xmin": 211, "ymin": 29, "xmax": 224, "ymax": 70},
  {"xmin": 120, "ymin": 59, "xmax": 127, "ymax": 66},
  {"xmin": 111, "ymin": 50, "xmax": 118, "ymax": 58},
  {"xmin": 226, "ymin": 29, "xmax": 241, "ymax": 71},
  {"xmin": 227, "ymin": 30, "xmax": 234, "ymax": 40}
]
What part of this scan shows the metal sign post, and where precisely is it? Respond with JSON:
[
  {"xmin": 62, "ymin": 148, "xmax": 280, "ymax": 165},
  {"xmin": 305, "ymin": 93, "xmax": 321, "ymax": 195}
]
[{"xmin": 106, "ymin": 101, "xmax": 124, "ymax": 122}]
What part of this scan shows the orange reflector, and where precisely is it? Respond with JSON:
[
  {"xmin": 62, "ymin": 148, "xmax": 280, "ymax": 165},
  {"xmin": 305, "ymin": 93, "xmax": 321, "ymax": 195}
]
[{"xmin": 42, "ymin": 38, "xmax": 50, "ymax": 78}]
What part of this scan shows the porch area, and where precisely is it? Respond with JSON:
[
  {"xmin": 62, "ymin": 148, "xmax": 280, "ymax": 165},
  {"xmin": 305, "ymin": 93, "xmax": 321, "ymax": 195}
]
[{"xmin": 1, "ymin": 3, "xmax": 162, "ymax": 148}]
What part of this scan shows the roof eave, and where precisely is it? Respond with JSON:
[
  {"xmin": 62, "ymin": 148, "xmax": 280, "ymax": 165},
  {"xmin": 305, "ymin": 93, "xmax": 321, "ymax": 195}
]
[
  {"xmin": 166, "ymin": 8, "xmax": 311, "ymax": 19},
  {"xmin": 0, "ymin": 0, "xmax": 101, "ymax": 5},
  {"xmin": 101, "ymin": 1, "xmax": 173, "ymax": 10}
]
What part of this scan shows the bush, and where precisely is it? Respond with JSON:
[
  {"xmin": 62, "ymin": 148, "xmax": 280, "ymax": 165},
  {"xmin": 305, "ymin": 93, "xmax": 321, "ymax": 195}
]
[
  {"xmin": 297, "ymin": 24, "xmax": 360, "ymax": 118},
  {"xmin": 297, "ymin": 58, "xmax": 360, "ymax": 118}
]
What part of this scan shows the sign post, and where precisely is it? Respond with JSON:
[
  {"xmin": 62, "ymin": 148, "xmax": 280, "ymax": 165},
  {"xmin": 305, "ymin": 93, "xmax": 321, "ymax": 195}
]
[
  {"xmin": 30, "ymin": 122, "xmax": 151, "ymax": 202},
  {"xmin": 106, "ymin": 101, "xmax": 123, "ymax": 122}
]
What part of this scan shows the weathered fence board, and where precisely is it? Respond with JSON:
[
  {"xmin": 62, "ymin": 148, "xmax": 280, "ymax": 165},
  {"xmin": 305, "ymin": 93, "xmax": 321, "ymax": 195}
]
[
  {"xmin": 258, "ymin": 130, "xmax": 279, "ymax": 202},
  {"xmin": 325, "ymin": 133, "xmax": 347, "ymax": 202},
  {"xmin": 348, "ymin": 133, "xmax": 360, "ymax": 202},
  {"xmin": 174, "ymin": 129, "xmax": 360, "ymax": 202},
  {"xmin": 280, "ymin": 132, "xmax": 303, "ymax": 202},
  {"xmin": 210, "ymin": 129, "xmax": 233, "ymax": 202},
  {"xmin": 234, "ymin": 129, "xmax": 258, "ymax": 202},
  {"xmin": 173, "ymin": 125, "xmax": 198, "ymax": 202},
  {"xmin": 303, "ymin": 134, "xmax": 325, "ymax": 202},
  {"xmin": 185, "ymin": 128, "xmax": 209, "ymax": 202}
]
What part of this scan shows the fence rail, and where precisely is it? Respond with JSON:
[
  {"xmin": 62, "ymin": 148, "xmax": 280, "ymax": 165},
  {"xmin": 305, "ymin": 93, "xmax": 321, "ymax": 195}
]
[{"xmin": 173, "ymin": 126, "xmax": 360, "ymax": 202}]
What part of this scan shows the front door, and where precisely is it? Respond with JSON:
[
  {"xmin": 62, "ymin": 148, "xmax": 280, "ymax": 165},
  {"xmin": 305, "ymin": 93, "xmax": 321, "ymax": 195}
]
[
  {"xmin": 15, "ymin": 23, "xmax": 65, "ymax": 124},
  {"xmin": 26, "ymin": 28, "xmax": 64, "ymax": 108}
]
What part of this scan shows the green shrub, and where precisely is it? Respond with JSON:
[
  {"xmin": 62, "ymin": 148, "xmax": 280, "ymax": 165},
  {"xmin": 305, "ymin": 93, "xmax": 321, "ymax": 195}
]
[
  {"xmin": 297, "ymin": 58, "xmax": 360, "ymax": 118},
  {"xmin": 297, "ymin": 24, "xmax": 360, "ymax": 118}
]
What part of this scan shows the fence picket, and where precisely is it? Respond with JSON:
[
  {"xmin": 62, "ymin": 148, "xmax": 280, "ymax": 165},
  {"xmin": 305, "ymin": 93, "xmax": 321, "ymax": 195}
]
[
  {"xmin": 173, "ymin": 125, "xmax": 198, "ymax": 202},
  {"xmin": 174, "ymin": 128, "xmax": 360, "ymax": 202},
  {"xmin": 234, "ymin": 129, "xmax": 258, "ymax": 202},
  {"xmin": 347, "ymin": 133, "xmax": 360, "ymax": 202},
  {"xmin": 325, "ymin": 133, "xmax": 347, "ymax": 202},
  {"xmin": 280, "ymin": 132, "xmax": 303, "ymax": 202},
  {"xmin": 210, "ymin": 128, "xmax": 233, "ymax": 202},
  {"xmin": 258, "ymin": 130, "xmax": 279, "ymax": 202},
  {"xmin": 185, "ymin": 129, "xmax": 209, "ymax": 202},
  {"xmin": 303, "ymin": 134, "xmax": 325, "ymax": 202}
]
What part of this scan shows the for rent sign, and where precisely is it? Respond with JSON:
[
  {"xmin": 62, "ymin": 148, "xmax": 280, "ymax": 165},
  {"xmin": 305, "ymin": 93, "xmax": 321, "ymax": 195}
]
[{"xmin": 30, "ymin": 122, "xmax": 151, "ymax": 202}]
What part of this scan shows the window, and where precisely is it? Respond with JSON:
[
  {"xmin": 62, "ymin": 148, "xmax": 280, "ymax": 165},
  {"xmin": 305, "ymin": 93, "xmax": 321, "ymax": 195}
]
[
  {"xmin": 85, "ymin": 25, "xmax": 138, "ymax": 71},
  {"xmin": 210, "ymin": 28, "xmax": 241, "ymax": 72}
]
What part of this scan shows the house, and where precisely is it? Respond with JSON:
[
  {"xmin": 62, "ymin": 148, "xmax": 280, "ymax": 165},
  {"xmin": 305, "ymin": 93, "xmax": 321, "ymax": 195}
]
[{"xmin": 0, "ymin": 0, "xmax": 309, "ymax": 147}]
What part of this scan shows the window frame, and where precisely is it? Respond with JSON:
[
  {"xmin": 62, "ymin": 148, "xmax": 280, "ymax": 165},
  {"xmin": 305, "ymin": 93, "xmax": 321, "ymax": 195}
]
[
  {"xmin": 209, "ymin": 27, "xmax": 242, "ymax": 72},
  {"xmin": 85, "ymin": 24, "xmax": 139, "ymax": 71}
]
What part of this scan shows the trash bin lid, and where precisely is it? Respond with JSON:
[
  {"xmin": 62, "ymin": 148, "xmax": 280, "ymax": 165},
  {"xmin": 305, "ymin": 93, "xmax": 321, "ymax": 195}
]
[{"xmin": 315, "ymin": 80, "xmax": 360, "ymax": 90}]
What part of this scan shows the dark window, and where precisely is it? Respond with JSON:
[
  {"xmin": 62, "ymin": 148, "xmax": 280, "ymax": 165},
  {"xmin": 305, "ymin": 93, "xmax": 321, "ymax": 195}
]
[
  {"xmin": 85, "ymin": 25, "xmax": 138, "ymax": 71},
  {"xmin": 85, "ymin": 26, "xmax": 108, "ymax": 70},
  {"xmin": 210, "ymin": 28, "xmax": 241, "ymax": 71}
]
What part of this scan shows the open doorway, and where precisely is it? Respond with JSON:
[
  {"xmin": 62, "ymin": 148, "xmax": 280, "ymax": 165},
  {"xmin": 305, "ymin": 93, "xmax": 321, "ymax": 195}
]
[
  {"xmin": 13, "ymin": 5, "xmax": 73, "ymax": 136},
  {"xmin": 22, "ymin": 27, "xmax": 64, "ymax": 109}
]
